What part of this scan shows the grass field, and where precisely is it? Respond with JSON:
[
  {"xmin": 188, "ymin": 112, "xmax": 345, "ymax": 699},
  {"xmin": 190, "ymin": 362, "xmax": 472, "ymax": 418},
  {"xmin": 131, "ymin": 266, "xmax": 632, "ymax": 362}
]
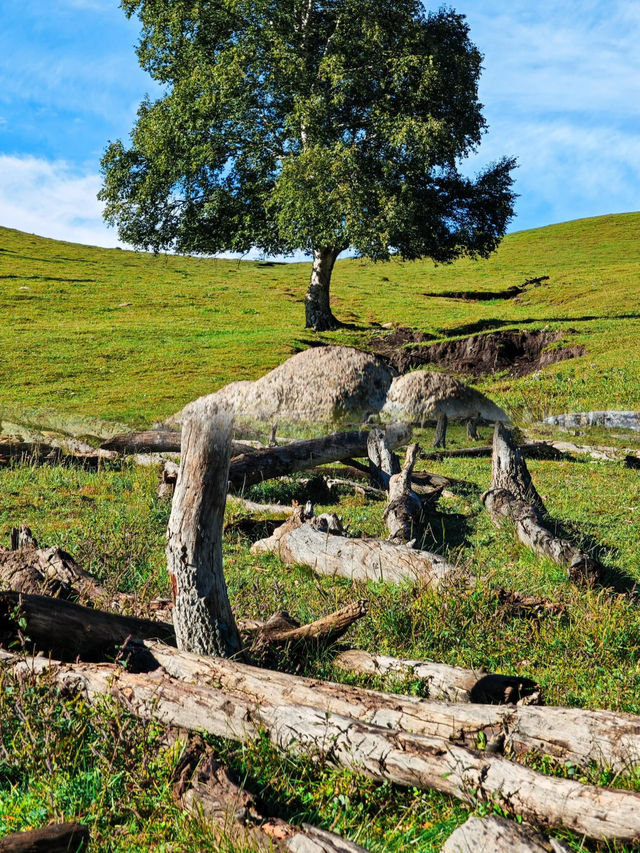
[
  {"xmin": 1, "ymin": 214, "xmax": 640, "ymax": 851},
  {"xmin": 2, "ymin": 211, "xmax": 640, "ymax": 427}
]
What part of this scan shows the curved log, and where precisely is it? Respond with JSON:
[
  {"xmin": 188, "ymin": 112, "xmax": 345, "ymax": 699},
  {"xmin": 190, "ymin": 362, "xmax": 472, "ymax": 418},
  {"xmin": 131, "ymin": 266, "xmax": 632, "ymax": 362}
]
[{"xmin": 5, "ymin": 651, "xmax": 640, "ymax": 844}]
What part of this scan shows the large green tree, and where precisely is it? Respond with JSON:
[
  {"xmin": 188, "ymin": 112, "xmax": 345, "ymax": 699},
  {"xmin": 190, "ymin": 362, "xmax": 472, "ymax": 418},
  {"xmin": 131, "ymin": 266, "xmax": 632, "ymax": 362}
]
[{"xmin": 100, "ymin": 0, "xmax": 516, "ymax": 331}]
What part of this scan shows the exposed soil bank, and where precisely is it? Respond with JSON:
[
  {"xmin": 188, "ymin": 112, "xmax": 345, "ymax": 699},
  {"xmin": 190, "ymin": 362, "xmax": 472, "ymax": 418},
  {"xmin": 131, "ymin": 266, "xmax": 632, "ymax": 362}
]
[{"xmin": 370, "ymin": 329, "xmax": 586, "ymax": 377}]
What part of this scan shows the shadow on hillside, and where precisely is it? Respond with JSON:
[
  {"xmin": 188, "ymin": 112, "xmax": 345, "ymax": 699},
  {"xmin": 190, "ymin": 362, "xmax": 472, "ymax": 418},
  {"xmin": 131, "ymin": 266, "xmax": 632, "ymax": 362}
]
[
  {"xmin": 1, "ymin": 274, "xmax": 96, "ymax": 283},
  {"xmin": 443, "ymin": 314, "xmax": 640, "ymax": 337},
  {"xmin": 419, "ymin": 508, "xmax": 473, "ymax": 553}
]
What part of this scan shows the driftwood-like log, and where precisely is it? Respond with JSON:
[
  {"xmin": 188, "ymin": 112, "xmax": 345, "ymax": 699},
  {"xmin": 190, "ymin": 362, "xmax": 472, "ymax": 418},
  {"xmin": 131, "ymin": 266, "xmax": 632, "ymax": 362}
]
[
  {"xmin": 138, "ymin": 641, "xmax": 640, "ymax": 773},
  {"xmin": 249, "ymin": 601, "xmax": 367, "ymax": 647},
  {"xmin": 174, "ymin": 735, "xmax": 371, "ymax": 852},
  {"xmin": 383, "ymin": 443, "xmax": 425, "ymax": 543},
  {"xmin": 334, "ymin": 649, "xmax": 540, "ymax": 704},
  {"xmin": 251, "ymin": 508, "xmax": 465, "ymax": 587},
  {"xmin": 483, "ymin": 489, "xmax": 601, "ymax": 583},
  {"xmin": 0, "ymin": 822, "xmax": 89, "ymax": 853},
  {"xmin": 484, "ymin": 424, "xmax": 601, "ymax": 583},
  {"xmin": 228, "ymin": 423, "xmax": 411, "ymax": 491},
  {"xmin": 367, "ymin": 427, "xmax": 400, "ymax": 489},
  {"xmin": 5, "ymin": 651, "xmax": 640, "ymax": 843},
  {"xmin": 167, "ymin": 403, "xmax": 243, "ymax": 658},
  {"xmin": 441, "ymin": 815, "xmax": 571, "ymax": 853},
  {"xmin": 491, "ymin": 423, "xmax": 545, "ymax": 511},
  {"xmin": 0, "ymin": 590, "xmax": 175, "ymax": 659}
]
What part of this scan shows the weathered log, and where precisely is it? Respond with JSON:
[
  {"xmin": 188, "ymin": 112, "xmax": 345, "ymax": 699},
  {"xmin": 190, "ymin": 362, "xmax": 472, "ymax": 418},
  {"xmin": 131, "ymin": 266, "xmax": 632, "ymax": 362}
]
[
  {"xmin": 174, "ymin": 735, "xmax": 371, "ymax": 852},
  {"xmin": 251, "ymin": 507, "xmax": 466, "ymax": 587},
  {"xmin": 228, "ymin": 423, "xmax": 411, "ymax": 491},
  {"xmin": 383, "ymin": 444, "xmax": 425, "ymax": 543},
  {"xmin": 101, "ymin": 429, "xmax": 256, "ymax": 456},
  {"xmin": 167, "ymin": 402, "xmax": 243, "ymax": 658},
  {"xmin": 5, "ymin": 651, "xmax": 640, "ymax": 843},
  {"xmin": 333, "ymin": 649, "xmax": 540, "ymax": 704},
  {"xmin": 441, "ymin": 815, "xmax": 571, "ymax": 852},
  {"xmin": 482, "ymin": 489, "xmax": 600, "ymax": 583},
  {"xmin": 0, "ymin": 590, "xmax": 175, "ymax": 659},
  {"xmin": 0, "ymin": 822, "xmax": 89, "ymax": 853},
  {"xmin": 432, "ymin": 412, "xmax": 447, "ymax": 449},
  {"xmin": 491, "ymin": 423, "xmax": 545, "ymax": 511},
  {"xmin": 137, "ymin": 641, "xmax": 640, "ymax": 773},
  {"xmin": 227, "ymin": 496, "xmax": 295, "ymax": 516},
  {"xmin": 249, "ymin": 601, "xmax": 367, "ymax": 647}
]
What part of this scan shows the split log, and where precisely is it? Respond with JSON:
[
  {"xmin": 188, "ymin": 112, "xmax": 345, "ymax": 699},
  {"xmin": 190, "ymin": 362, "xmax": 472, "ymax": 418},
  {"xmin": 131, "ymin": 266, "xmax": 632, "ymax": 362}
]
[
  {"xmin": 5, "ymin": 651, "xmax": 640, "ymax": 843},
  {"xmin": 0, "ymin": 822, "xmax": 89, "ymax": 853},
  {"xmin": 228, "ymin": 423, "xmax": 411, "ymax": 492},
  {"xmin": 441, "ymin": 815, "xmax": 571, "ymax": 852},
  {"xmin": 174, "ymin": 735, "xmax": 371, "ymax": 852},
  {"xmin": 251, "ymin": 507, "xmax": 466, "ymax": 587},
  {"xmin": 0, "ymin": 590, "xmax": 175, "ymax": 659},
  {"xmin": 432, "ymin": 412, "xmax": 447, "ymax": 448},
  {"xmin": 483, "ymin": 424, "xmax": 601, "ymax": 583},
  {"xmin": 383, "ymin": 443, "xmax": 425, "ymax": 543},
  {"xmin": 137, "ymin": 641, "xmax": 640, "ymax": 773},
  {"xmin": 333, "ymin": 649, "xmax": 540, "ymax": 704},
  {"xmin": 166, "ymin": 402, "xmax": 243, "ymax": 658}
]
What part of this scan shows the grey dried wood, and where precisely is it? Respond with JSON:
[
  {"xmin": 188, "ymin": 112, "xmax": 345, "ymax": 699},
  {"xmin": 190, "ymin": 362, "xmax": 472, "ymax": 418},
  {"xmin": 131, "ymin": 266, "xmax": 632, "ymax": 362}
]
[
  {"xmin": 334, "ymin": 649, "xmax": 540, "ymax": 704},
  {"xmin": 5, "ymin": 651, "xmax": 640, "ymax": 843},
  {"xmin": 251, "ymin": 509, "xmax": 465, "ymax": 586},
  {"xmin": 166, "ymin": 402, "xmax": 243, "ymax": 658},
  {"xmin": 383, "ymin": 443, "xmax": 425, "ymax": 542},
  {"xmin": 441, "ymin": 815, "xmax": 571, "ymax": 852}
]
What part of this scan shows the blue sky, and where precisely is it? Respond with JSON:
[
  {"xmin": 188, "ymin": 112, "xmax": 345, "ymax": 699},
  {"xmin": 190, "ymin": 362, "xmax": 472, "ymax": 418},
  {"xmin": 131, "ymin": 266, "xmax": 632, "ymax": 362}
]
[{"xmin": 1, "ymin": 0, "xmax": 639, "ymax": 249}]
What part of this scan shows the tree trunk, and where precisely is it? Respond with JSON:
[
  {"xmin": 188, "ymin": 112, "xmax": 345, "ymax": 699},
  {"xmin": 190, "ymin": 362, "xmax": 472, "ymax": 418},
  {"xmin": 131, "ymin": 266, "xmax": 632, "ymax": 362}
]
[
  {"xmin": 333, "ymin": 650, "xmax": 540, "ymax": 705},
  {"xmin": 491, "ymin": 423, "xmax": 545, "ymax": 512},
  {"xmin": 7, "ymin": 651, "xmax": 640, "ymax": 843},
  {"xmin": 466, "ymin": 417, "xmax": 480, "ymax": 441},
  {"xmin": 251, "ymin": 508, "xmax": 467, "ymax": 586},
  {"xmin": 383, "ymin": 443, "xmax": 425, "ymax": 543},
  {"xmin": 228, "ymin": 423, "xmax": 410, "ymax": 491},
  {"xmin": 305, "ymin": 247, "xmax": 340, "ymax": 331},
  {"xmin": 0, "ymin": 822, "xmax": 89, "ymax": 853},
  {"xmin": 441, "ymin": 815, "xmax": 571, "ymax": 852},
  {"xmin": 367, "ymin": 427, "xmax": 400, "ymax": 490},
  {"xmin": 167, "ymin": 401, "xmax": 243, "ymax": 658}
]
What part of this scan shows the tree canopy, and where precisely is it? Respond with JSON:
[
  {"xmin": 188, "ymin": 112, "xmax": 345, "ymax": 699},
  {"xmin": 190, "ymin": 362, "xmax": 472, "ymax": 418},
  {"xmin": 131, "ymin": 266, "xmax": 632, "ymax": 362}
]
[{"xmin": 100, "ymin": 0, "xmax": 516, "ymax": 329}]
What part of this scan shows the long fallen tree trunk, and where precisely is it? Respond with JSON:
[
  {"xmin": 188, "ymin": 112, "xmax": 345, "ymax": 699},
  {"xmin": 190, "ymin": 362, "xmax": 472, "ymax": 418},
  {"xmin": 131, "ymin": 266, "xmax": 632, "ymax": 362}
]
[
  {"xmin": 333, "ymin": 649, "xmax": 540, "ymax": 704},
  {"xmin": 228, "ymin": 423, "xmax": 411, "ymax": 491},
  {"xmin": 5, "ymin": 650, "xmax": 640, "ymax": 843},
  {"xmin": 482, "ymin": 424, "xmax": 601, "ymax": 583},
  {"xmin": 252, "ymin": 507, "xmax": 466, "ymax": 587}
]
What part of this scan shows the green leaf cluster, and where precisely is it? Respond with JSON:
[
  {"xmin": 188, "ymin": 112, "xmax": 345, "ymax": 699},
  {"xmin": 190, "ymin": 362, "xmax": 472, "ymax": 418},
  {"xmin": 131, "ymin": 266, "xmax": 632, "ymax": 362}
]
[{"xmin": 100, "ymin": 0, "xmax": 515, "ymax": 260}]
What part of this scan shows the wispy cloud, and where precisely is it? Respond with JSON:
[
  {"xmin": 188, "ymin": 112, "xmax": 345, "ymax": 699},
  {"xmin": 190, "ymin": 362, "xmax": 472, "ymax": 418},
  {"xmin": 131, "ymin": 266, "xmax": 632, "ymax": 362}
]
[{"xmin": 0, "ymin": 155, "xmax": 121, "ymax": 247}]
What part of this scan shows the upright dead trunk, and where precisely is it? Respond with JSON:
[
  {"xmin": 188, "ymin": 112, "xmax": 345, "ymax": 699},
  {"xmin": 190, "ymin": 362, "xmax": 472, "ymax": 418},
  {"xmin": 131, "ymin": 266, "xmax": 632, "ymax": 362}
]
[
  {"xmin": 166, "ymin": 402, "xmax": 243, "ymax": 658},
  {"xmin": 305, "ymin": 247, "xmax": 340, "ymax": 330}
]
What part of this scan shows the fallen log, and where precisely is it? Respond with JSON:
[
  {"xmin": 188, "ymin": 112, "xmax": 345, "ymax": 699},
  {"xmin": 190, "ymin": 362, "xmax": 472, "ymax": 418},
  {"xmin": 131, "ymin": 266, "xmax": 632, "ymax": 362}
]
[
  {"xmin": 333, "ymin": 649, "xmax": 540, "ymax": 704},
  {"xmin": 248, "ymin": 601, "xmax": 367, "ymax": 647},
  {"xmin": 441, "ymin": 815, "xmax": 571, "ymax": 852},
  {"xmin": 251, "ymin": 507, "xmax": 466, "ymax": 587},
  {"xmin": 138, "ymin": 641, "xmax": 640, "ymax": 773},
  {"xmin": 0, "ymin": 590, "xmax": 176, "ymax": 659},
  {"xmin": 174, "ymin": 735, "xmax": 371, "ymax": 852},
  {"xmin": 482, "ymin": 425, "xmax": 601, "ymax": 583},
  {"xmin": 5, "ymin": 651, "xmax": 640, "ymax": 843},
  {"xmin": 228, "ymin": 423, "xmax": 411, "ymax": 492},
  {"xmin": 0, "ymin": 822, "xmax": 89, "ymax": 853},
  {"xmin": 101, "ymin": 429, "xmax": 256, "ymax": 457}
]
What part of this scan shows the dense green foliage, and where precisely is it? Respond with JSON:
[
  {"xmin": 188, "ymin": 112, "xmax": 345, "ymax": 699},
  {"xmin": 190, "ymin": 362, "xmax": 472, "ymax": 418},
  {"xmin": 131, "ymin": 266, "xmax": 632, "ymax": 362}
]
[{"xmin": 99, "ymin": 0, "xmax": 515, "ymax": 327}]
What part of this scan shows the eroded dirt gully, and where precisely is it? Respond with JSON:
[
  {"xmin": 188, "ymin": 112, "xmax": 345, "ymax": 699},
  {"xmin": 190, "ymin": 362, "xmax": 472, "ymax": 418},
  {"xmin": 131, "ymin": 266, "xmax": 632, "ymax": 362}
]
[{"xmin": 369, "ymin": 328, "xmax": 586, "ymax": 378}]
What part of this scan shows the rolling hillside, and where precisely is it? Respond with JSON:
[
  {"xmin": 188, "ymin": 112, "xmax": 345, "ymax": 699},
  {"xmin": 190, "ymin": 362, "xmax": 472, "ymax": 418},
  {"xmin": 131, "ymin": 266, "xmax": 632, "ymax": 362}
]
[{"xmin": 1, "ymin": 212, "xmax": 639, "ymax": 428}]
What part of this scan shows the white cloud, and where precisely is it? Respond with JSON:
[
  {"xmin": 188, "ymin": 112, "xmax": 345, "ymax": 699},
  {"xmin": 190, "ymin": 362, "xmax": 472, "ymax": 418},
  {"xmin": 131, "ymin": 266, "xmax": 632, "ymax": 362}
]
[{"xmin": 0, "ymin": 155, "xmax": 122, "ymax": 247}]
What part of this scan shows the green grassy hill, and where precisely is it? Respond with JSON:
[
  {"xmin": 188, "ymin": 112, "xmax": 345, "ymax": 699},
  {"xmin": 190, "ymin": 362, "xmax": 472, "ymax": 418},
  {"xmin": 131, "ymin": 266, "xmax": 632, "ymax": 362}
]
[
  {"xmin": 2, "ymin": 212, "xmax": 639, "ymax": 427},
  {"xmin": 2, "ymin": 214, "xmax": 640, "ymax": 852}
]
